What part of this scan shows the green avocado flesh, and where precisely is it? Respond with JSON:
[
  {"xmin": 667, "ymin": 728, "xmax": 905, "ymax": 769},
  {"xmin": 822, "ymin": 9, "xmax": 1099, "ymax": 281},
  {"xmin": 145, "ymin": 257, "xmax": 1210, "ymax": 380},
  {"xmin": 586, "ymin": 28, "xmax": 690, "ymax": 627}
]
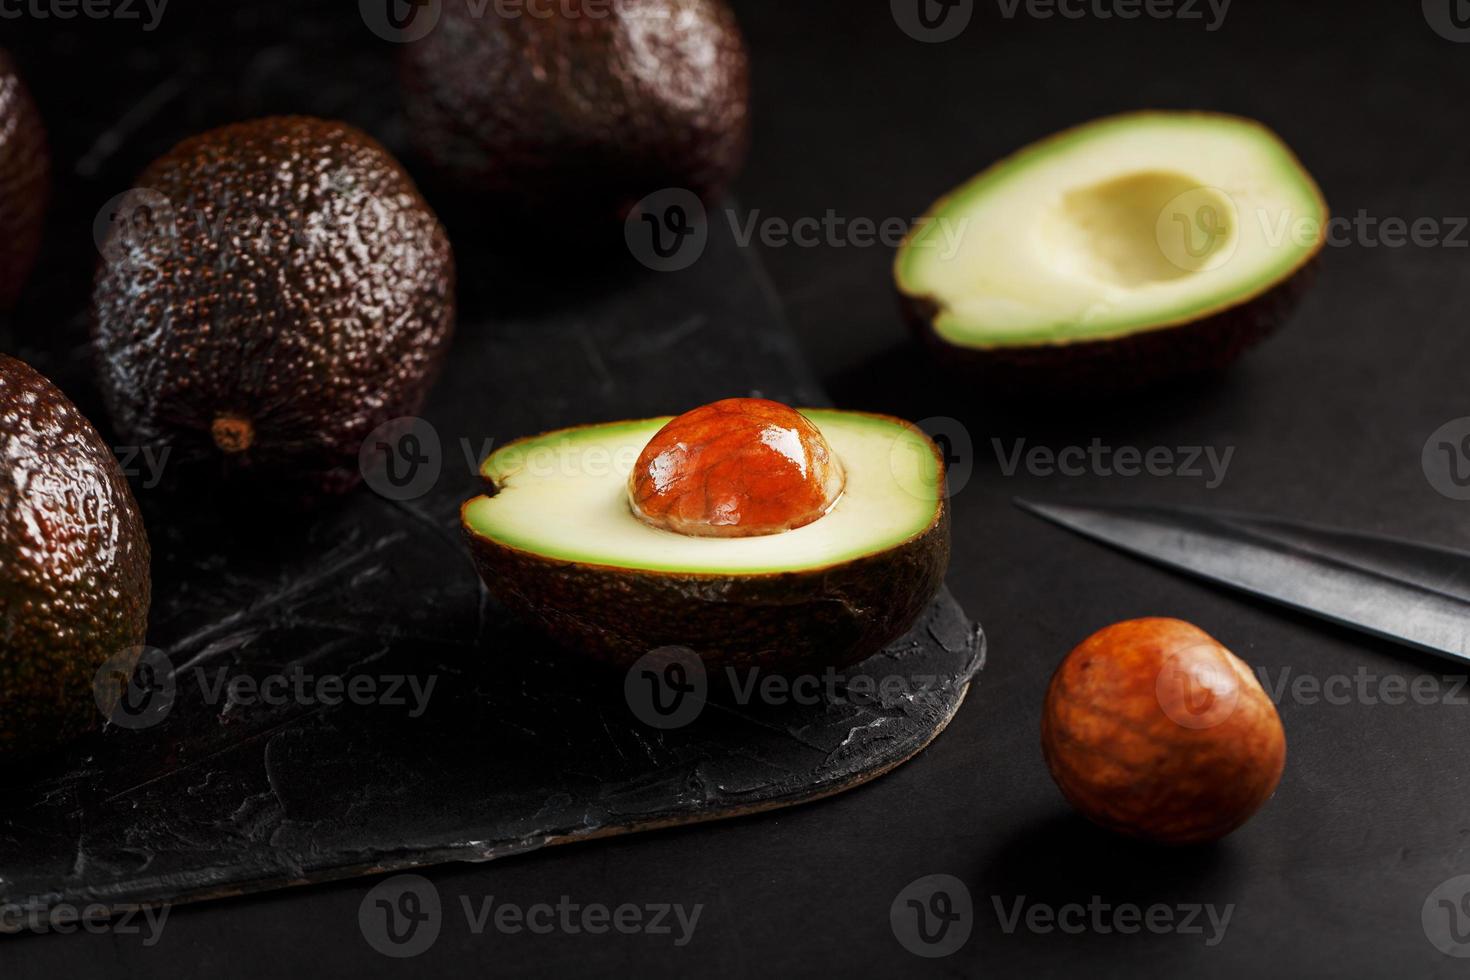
[
  {"xmin": 896, "ymin": 112, "xmax": 1326, "ymax": 347},
  {"xmin": 464, "ymin": 411, "xmax": 941, "ymax": 575}
]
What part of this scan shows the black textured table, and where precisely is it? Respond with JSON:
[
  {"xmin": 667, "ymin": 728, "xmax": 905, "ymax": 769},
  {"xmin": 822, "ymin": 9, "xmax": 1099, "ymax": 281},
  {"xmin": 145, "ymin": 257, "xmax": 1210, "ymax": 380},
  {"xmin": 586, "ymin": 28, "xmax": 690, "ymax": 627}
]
[{"xmin": 6, "ymin": 1, "xmax": 1470, "ymax": 977}]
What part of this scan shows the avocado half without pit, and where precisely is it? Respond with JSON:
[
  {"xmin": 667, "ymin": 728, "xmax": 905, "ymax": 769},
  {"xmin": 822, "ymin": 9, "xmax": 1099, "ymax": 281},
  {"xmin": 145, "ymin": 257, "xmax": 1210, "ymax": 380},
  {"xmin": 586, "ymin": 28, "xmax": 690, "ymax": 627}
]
[
  {"xmin": 896, "ymin": 112, "xmax": 1328, "ymax": 394},
  {"xmin": 462, "ymin": 398, "xmax": 950, "ymax": 672}
]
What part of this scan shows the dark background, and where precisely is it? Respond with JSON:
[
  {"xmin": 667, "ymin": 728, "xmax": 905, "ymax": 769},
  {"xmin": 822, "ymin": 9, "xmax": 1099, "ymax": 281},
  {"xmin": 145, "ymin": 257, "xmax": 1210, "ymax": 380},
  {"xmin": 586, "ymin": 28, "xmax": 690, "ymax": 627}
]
[{"xmin": 6, "ymin": 0, "xmax": 1470, "ymax": 976}]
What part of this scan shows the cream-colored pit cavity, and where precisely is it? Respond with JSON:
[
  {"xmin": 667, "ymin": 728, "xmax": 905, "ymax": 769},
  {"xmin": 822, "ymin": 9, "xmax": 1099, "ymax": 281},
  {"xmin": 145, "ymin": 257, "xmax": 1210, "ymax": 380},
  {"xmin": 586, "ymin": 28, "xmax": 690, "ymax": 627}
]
[{"xmin": 1044, "ymin": 171, "xmax": 1237, "ymax": 287}]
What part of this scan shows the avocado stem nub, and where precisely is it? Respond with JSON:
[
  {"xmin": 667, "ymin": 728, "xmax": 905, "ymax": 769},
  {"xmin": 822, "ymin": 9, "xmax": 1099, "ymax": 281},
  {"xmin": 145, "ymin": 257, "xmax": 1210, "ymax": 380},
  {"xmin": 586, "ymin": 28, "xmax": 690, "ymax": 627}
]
[{"xmin": 212, "ymin": 416, "xmax": 254, "ymax": 454}]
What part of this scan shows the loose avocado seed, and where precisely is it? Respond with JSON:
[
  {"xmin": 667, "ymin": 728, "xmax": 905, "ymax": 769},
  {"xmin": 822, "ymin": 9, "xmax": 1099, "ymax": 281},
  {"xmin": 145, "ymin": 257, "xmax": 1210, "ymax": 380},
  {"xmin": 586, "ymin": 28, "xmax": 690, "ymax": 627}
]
[
  {"xmin": 628, "ymin": 398, "xmax": 845, "ymax": 537},
  {"xmin": 1041, "ymin": 618, "xmax": 1286, "ymax": 845}
]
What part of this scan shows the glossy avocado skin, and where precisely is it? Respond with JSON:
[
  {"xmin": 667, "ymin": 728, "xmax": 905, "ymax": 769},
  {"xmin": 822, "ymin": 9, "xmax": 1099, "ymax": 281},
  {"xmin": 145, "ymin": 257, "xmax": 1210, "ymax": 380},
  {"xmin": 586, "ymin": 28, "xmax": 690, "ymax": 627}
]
[
  {"xmin": 464, "ymin": 502, "xmax": 950, "ymax": 673},
  {"xmin": 0, "ymin": 355, "xmax": 151, "ymax": 760},
  {"xmin": 400, "ymin": 0, "xmax": 750, "ymax": 220},
  {"xmin": 92, "ymin": 116, "xmax": 456, "ymax": 502},
  {"xmin": 0, "ymin": 49, "xmax": 49, "ymax": 310}
]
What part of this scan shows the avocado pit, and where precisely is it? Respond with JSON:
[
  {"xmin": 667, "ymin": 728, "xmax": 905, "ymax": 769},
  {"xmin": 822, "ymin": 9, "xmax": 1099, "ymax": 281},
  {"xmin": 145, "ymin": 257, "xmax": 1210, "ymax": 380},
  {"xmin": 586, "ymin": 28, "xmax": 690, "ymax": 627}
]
[
  {"xmin": 1041, "ymin": 617, "xmax": 1286, "ymax": 845},
  {"xmin": 628, "ymin": 398, "xmax": 845, "ymax": 538}
]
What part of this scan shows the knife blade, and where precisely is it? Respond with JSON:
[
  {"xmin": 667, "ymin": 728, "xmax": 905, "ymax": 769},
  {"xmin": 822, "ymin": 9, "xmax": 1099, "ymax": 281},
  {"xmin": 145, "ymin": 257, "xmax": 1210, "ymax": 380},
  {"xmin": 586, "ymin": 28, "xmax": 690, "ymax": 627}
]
[{"xmin": 1014, "ymin": 498, "xmax": 1470, "ymax": 663}]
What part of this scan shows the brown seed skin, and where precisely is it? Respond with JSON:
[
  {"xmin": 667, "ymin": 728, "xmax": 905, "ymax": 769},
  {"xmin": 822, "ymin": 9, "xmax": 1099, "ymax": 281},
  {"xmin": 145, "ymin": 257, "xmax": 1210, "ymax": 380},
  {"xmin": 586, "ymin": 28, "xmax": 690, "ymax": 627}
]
[
  {"xmin": 399, "ymin": 0, "xmax": 750, "ymax": 220},
  {"xmin": 0, "ymin": 355, "xmax": 151, "ymax": 760},
  {"xmin": 0, "ymin": 49, "xmax": 49, "ymax": 310},
  {"xmin": 91, "ymin": 116, "xmax": 455, "ymax": 503},
  {"xmin": 1041, "ymin": 617, "xmax": 1286, "ymax": 845},
  {"xmin": 629, "ymin": 398, "xmax": 845, "ymax": 537}
]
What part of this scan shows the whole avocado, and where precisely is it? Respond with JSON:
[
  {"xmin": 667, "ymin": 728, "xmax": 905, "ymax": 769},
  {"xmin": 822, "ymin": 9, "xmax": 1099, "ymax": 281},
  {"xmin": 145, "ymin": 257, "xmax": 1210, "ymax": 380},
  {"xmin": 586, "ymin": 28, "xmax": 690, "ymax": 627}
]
[
  {"xmin": 0, "ymin": 49, "xmax": 49, "ymax": 309},
  {"xmin": 0, "ymin": 355, "xmax": 151, "ymax": 760},
  {"xmin": 399, "ymin": 0, "xmax": 750, "ymax": 220},
  {"xmin": 92, "ymin": 116, "xmax": 456, "ymax": 502}
]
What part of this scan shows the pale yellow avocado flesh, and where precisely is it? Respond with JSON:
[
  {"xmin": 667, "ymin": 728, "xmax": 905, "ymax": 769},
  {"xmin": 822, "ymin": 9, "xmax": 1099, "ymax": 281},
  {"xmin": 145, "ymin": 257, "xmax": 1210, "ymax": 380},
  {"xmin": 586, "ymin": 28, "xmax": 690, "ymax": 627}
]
[
  {"xmin": 463, "ymin": 411, "xmax": 942, "ymax": 574},
  {"xmin": 896, "ymin": 112, "xmax": 1327, "ymax": 347}
]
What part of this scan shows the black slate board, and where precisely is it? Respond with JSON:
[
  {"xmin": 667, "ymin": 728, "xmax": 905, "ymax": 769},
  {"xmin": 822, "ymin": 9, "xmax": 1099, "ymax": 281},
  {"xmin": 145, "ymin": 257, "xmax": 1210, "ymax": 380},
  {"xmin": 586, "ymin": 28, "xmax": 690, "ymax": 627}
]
[
  {"xmin": 0, "ymin": 9, "xmax": 984, "ymax": 924},
  {"xmin": 17, "ymin": 4, "xmax": 1470, "ymax": 977}
]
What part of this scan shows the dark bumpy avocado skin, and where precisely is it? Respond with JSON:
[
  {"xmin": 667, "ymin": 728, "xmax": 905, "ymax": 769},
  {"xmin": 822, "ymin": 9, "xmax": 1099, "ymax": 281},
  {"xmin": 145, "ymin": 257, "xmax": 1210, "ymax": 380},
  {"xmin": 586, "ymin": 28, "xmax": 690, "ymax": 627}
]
[
  {"xmin": 92, "ymin": 116, "xmax": 455, "ymax": 502},
  {"xmin": 399, "ymin": 0, "xmax": 750, "ymax": 220},
  {"xmin": 0, "ymin": 50, "xmax": 49, "ymax": 310},
  {"xmin": 902, "ymin": 259, "xmax": 1319, "ymax": 398},
  {"xmin": 464, "ymin": 502, "xmax": 950, "ymax": 674},
  {"xmin": 0, "ymin": 356, "xmax": 150, "ymax": 760}
]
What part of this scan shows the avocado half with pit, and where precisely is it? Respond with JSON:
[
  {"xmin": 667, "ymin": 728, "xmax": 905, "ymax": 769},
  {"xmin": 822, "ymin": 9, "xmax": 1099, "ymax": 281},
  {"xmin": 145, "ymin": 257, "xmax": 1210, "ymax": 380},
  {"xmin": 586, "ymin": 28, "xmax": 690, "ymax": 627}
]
[
  {"xmin": 462, "ymin": 410, "xmax": 949, "ymax": 672},
  {"xmin": 896, "ymin": 112, "xmax": 1327, "ymax": 394}
]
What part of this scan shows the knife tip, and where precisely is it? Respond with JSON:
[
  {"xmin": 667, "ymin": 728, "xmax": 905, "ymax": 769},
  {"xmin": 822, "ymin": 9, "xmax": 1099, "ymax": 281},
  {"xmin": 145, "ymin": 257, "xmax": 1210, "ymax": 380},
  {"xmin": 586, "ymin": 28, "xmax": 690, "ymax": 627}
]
[{"xmin": 1013, "ymin": 497, "xmax": 1058, "ymax": 518}]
